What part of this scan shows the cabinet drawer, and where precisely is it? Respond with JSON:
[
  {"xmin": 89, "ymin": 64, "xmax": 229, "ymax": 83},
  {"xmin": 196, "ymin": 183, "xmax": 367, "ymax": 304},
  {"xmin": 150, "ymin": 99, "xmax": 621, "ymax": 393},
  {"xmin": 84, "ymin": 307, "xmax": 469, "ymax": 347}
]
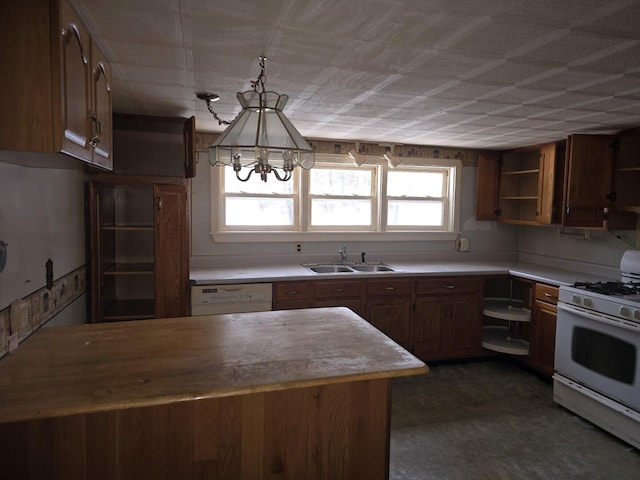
[
  {"xmin": 416, "ymin": 277, "xmax": 483, "ymax": 295},
  {"xmin": 314, "ymin": 280, "xmax": 362, "ymax": 299},
  {"xmin": 274, "ymin": 282, "xmax": 312, "ymax": 302},
  {"xmin": 535, "ymin": 283, "xmax": 559, "ymax": 304},
  {"xmin": 366, "ymin": 278, "xmax": 412, "ymax": 296}
]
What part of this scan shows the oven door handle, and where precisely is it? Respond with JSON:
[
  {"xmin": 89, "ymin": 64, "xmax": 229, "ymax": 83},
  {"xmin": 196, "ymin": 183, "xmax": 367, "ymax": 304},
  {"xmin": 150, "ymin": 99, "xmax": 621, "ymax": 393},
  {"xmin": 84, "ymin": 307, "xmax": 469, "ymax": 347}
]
[{"xmin": 558, "ymin": 303, "xmax": 639, "ymax": 333}]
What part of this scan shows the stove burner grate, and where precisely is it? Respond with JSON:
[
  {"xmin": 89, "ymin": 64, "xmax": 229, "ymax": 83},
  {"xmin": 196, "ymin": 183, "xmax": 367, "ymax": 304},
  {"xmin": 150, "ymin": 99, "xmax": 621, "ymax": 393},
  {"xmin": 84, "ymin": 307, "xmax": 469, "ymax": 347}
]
[{"xmin": 573, "ymin": 281, "xmax": 640, "ymax": 296}]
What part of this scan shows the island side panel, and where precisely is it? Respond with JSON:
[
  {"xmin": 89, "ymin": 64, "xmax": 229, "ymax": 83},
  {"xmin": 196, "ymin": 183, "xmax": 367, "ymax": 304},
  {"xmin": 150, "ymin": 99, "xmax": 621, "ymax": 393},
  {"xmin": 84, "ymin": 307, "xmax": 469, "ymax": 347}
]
[{"xmin": 0, "ymin": 378, "xmax": 391, "ymax": 480}]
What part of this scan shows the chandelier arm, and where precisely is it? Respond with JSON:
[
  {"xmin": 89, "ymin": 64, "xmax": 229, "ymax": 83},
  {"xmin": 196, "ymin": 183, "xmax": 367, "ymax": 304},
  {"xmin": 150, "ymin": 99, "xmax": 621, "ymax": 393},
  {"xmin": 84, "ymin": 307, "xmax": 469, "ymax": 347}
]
[
  {"xmin": 271, "ymin": 169, "xmax": 292, "ymax": 182},
  {"xmin": 235, "ymin": 168, "xmax": 254, "ymax": 182}
]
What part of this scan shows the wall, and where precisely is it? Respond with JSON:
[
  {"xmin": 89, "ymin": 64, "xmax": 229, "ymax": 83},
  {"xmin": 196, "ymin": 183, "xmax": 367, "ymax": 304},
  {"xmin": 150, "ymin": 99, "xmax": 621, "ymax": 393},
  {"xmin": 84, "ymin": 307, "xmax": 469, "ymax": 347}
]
[
  {"xmin": 0, "ymin": 161, "xmax": 87, "ymax": 338},
  {"xmin": 191, "ymin": 157, "xmax": 519, "ymax": 262},
  {"xmin": 518, "ymin": 222, "xmax": 639, "ymax": 269}
]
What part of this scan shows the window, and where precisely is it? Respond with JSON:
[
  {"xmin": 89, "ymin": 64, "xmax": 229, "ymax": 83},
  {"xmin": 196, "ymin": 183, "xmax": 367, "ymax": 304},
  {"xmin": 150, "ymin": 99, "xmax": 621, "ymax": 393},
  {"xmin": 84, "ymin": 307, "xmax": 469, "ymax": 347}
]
[{"xmin": 211, "ymin": 154, "xmax": 461, "ymax": 242}]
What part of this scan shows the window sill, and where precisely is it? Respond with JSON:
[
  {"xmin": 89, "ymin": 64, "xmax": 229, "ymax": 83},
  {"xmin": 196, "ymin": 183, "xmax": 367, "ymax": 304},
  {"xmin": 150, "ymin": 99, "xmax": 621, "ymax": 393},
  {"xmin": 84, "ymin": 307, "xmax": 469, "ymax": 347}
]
[{"xmin": 210, "ymin": 231, "xmax": 459, "ymax": 243}]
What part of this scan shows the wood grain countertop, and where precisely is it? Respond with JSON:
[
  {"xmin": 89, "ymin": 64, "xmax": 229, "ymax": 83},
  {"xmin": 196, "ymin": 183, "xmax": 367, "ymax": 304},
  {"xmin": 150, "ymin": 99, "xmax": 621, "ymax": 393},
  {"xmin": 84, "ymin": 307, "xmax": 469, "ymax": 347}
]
[{"xmin": 0, "ymin": 307, "xmax": 428, "ymax": 424}]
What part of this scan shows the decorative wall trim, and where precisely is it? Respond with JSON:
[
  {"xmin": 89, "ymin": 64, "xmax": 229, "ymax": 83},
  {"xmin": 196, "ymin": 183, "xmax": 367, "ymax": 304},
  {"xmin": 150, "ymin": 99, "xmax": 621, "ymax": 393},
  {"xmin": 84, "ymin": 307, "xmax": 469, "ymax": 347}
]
[
  {"xmin": 195, "ymin": 132, "xmax": 482, "ymax": 166},
  {"xmin": 0, "ymin": 265, "xmax": 87, "ymax": 359}
]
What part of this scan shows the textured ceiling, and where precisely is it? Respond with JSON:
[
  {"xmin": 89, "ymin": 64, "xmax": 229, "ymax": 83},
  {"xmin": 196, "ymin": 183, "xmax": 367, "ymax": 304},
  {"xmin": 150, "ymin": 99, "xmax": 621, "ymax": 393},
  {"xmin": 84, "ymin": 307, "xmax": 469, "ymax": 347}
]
[{"xmin": 71, "ymin": 0, "xmax": 640, "ymax": 149}]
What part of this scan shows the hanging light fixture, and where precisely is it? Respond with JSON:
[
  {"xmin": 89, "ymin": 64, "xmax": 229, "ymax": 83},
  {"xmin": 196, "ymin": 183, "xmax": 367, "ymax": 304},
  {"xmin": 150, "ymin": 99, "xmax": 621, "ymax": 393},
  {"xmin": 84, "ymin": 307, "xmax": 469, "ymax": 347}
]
[{"xmin": 197, "ymin": 56, "xmax": 315, "ymax": 182}]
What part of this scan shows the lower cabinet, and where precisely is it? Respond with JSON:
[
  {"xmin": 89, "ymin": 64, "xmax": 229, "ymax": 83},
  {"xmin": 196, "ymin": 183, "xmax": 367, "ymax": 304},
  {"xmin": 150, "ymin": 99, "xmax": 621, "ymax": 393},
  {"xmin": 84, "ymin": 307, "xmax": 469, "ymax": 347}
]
[
  {"xmin": 365, "ymin": 278, "xmax": 413, "ymax": 350},
  {"xmin": 414, "ymin": 278, "xmax": 484, "ymax": 361},
  {"xmin": 527, "ymin": 283, "xmax": 559, "ymax": 376},
  {"xmin": 273, "ymin": 275, "xmax": 485, "ymax": 362}
]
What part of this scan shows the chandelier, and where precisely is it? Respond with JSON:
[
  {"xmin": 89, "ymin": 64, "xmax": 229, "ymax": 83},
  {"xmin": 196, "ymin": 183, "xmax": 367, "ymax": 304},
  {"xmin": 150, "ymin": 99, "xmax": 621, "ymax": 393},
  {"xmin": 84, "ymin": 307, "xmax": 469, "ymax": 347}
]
[{"xmin": 198, "ymin": 56, "xmax": 315, "ymax": 182}]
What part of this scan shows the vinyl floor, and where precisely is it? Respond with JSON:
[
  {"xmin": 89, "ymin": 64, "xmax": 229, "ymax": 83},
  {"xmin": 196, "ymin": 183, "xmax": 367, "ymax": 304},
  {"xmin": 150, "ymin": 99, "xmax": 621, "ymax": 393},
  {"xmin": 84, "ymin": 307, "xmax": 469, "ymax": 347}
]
[{"xmin": 389, "ymin": 360, "xmax": 640, "ymax": 479}]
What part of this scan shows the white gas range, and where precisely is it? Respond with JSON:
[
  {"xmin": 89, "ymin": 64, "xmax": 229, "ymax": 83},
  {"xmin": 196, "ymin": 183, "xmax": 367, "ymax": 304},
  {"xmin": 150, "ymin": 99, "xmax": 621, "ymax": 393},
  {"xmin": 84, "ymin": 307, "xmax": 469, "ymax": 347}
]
[{"xmin": 554, "ymin": 249, "xmax": 640, "ymax": 449}]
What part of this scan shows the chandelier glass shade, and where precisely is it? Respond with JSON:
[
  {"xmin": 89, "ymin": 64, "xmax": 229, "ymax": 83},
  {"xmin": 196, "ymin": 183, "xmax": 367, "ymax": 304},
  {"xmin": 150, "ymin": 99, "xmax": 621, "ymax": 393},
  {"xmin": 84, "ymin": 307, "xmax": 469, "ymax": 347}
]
[{"xmin": 207, "ymin": 57, "xmax": 315, "ymax": 182}]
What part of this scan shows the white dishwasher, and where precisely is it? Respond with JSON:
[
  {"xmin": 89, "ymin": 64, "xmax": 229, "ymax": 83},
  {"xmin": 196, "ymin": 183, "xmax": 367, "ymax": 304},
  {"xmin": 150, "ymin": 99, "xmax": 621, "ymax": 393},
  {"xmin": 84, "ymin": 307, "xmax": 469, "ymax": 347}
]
[{"xmin": 190, "ymin": 283, "xmax": 273, "ymax": 315}]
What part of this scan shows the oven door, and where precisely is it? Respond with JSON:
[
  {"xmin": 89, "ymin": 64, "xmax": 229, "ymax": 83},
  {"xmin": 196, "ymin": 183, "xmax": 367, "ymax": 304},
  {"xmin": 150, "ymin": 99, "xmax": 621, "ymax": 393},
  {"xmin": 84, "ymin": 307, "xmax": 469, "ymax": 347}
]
[{"xmin": 555, "ymin": 302, "xmax": 640, "ymax": 412}]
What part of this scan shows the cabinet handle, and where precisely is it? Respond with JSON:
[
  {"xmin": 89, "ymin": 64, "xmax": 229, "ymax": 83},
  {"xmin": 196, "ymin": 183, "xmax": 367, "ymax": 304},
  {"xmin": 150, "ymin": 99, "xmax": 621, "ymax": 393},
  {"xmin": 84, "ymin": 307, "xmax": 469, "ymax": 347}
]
[
  {"xmin": 442, "ymin": 285, "xmax": 455, "ymax": 289},
  {"xmin": 544, "ymin": 293, "xmax": 558, "ymax": 299},
  {"xmin": 384, "ymin": 286, "xmax": 396, "ymax": 291},
  {"xmin": 89, "ymin": 113, "xmax": 101, "ymax": 147},
  {"xmin": 287, "ymin": 291, "xmax": 299, "ymax": 295},
  {"xmin": 333, "ymin": 288, "xmax": 345, "ymax": 293},
  {"xmin": 61, "ymin": 24, "xmax": 88, "ymax": 65},
  {"xmin": 156, "ymin": 196, "xmax": 163, "ymax": 210}
]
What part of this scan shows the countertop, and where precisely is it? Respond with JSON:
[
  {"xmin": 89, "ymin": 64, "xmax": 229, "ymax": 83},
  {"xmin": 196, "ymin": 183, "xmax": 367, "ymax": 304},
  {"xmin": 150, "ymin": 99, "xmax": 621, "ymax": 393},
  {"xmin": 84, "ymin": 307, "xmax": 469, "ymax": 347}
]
[
  {"xmin": 0, "ymin": 307, "xmax": 427, "ymax": 424},
  {"xmin": 190, "ymin": 256, "xmax": 619, "ymax": 287}
]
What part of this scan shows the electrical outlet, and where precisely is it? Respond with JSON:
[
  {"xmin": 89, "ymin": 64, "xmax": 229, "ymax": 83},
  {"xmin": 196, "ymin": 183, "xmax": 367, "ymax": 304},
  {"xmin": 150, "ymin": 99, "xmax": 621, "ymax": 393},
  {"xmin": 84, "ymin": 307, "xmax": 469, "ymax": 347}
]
[{"xmin": 296, "ymin": 243, "xmax": 303, "ymax": 253}]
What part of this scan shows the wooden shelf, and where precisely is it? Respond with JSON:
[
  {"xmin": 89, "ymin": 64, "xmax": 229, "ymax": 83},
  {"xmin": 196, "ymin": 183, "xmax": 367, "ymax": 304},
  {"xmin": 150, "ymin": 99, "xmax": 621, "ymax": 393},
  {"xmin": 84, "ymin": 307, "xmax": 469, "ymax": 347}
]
[
  {"xmin": 501, "ymin": 169, "xmax": 540, "ymax": 175},
  {"xmin": 101, "ymin": 224, "xmax": 154, "ymax": 231},
  {"xmin": 104, "ymin": 263, "xmax": 154, "ymax": 275},
  {"xmin": 500, "ymin": 196, "xmax": 538, "ymax": 200},
  {"xmin": 482, "ymin": 326, "xmax": 529, "ymax": 355},
  {"xmin": 103, "ymin": 299, "xmax": 154, "ymax": 321},
  {"xmin": 483, "ymin": 298, "xmax": 530, "ymax": 322},
  {"xmin": 617, "ymin": 167, "xmax": 640, "ymax": 172}
]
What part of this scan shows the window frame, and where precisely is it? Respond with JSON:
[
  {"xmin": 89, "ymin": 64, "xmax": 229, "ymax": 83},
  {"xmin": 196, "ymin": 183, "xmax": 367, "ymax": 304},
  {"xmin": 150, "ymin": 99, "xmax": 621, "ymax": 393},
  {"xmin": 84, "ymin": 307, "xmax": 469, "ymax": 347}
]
[{"xmin": 210, "ymin": 153, "xmax": 462, "ymax": 243}]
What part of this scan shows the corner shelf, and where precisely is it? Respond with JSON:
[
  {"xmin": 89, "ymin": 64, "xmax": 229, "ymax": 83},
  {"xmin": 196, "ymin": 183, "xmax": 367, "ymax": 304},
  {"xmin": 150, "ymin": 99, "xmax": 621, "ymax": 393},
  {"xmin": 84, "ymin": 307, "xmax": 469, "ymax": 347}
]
[{"xmin": 482, "ymin": 291, "xmax": 531, "ymax": 356}]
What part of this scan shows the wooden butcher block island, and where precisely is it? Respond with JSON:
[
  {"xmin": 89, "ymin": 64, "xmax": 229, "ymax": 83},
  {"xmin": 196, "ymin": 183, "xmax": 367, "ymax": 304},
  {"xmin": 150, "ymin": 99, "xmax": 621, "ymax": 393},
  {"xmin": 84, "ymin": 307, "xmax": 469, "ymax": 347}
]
[{"xmin": 0, "ymin": 307, "xmax": 427, "ymax": 479}]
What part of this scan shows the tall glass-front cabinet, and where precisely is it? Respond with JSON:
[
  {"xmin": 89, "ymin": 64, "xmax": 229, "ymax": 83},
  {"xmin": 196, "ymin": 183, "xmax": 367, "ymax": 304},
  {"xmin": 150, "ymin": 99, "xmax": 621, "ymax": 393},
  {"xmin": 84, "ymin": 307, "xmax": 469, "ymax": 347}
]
[{"xmin": 89, "ymin": 176, "xmax": 189, "ymax": 322}]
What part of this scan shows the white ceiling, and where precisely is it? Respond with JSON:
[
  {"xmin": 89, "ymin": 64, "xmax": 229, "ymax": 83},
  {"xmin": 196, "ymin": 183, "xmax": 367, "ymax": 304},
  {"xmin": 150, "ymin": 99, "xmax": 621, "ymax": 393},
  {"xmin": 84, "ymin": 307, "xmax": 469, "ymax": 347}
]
[{"xmin": 71, "ymin": 0, "xmax": 640, "ymax": 150}]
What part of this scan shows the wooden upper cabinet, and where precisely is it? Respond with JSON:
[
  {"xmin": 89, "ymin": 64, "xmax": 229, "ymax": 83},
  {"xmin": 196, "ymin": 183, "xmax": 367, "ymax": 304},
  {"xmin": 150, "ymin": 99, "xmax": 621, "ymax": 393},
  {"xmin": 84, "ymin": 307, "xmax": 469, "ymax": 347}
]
[
  {"xmin": 612, "ymin": 128, "xmax": 640, "ymax": 214},
  {"xmin": 476, "ymin": 152, "xmax": 500, "ymax": 220},
  {"xmin": 563, "ymin": 134, "xmax": 614, "ymax": 211},
  {"xmin": 113, "ymin": 113, "xmax": 196, "ymax": 178},
  {"xmin": 0, "ymin": 0, "xmax": 112, "ymax": 169},
  {"xmin": 476, "ymin": 143, "xmax": 558, "ymax": 225},
  {"xmin": 562, "ymin": 134, "xmax": 635, "ymax": 229}
]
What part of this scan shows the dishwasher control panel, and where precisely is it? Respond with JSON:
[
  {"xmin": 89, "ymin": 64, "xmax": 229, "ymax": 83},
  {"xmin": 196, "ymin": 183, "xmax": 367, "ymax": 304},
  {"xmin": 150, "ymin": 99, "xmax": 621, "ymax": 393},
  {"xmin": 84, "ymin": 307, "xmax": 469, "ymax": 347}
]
[
  {"xmin": 198, "ymin": 286, "xmax": 268, "ymax": 303},
  {"xmin": 191, "ymin": 283, "xmax": 273, "ymax": 315}
]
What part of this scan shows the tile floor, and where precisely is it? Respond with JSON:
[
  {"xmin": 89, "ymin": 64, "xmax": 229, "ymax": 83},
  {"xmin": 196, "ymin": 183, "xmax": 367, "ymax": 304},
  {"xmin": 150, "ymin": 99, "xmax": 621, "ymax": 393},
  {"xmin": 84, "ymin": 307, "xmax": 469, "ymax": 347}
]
[{"xmin": 390, "ymin": 360, "xmax": 640, "ymax": 479}]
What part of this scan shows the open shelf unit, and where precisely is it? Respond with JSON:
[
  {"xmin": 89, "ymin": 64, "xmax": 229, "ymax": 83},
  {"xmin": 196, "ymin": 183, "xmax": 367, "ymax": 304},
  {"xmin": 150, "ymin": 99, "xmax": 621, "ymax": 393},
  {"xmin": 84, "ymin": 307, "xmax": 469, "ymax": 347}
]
[{"xmin": 482, "ymin": 278, "xmax": 532, "ymax": 356}]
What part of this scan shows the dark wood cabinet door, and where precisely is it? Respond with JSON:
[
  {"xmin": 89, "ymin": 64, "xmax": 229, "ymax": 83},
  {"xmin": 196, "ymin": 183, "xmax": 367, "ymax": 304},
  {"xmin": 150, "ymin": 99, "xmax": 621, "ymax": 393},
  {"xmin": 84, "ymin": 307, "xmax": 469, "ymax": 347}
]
[
  {"xmin": 366, "ymin": 297, "xmax": 413, "ymax": 351},
  {"xmin": 59, "ymin": 0, "xmax": 91, "ymax": 161},
  {"xmin": 413, "ymin": 296, "xmax": 447, "ymax": 360},
  {"xmin": 448, "ymin": 294, "xmax": 482, "ymax": 358},
  {"xmin": 476, "ymin": 152, "xmax": 500, "ymax": 220},
  {"xmin": 90, "ymin": 42, "xmax": 112, "ymax": 170},
  {"xmin": 530, "ymin": 300, "xmax": 557, "ymax": 377},
  {"xmin": 154, "ymin": 183, "xmax": 189, "ymax": 318}
]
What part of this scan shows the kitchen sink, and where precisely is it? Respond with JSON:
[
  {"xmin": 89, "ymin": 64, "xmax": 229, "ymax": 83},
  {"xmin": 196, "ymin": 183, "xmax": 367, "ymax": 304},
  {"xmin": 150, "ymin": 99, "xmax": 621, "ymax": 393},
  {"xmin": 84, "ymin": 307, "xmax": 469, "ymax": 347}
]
[
  {"xmin": 307, "ymin": 265, "xmax": 354, "ymax": 273},
  {"xmin": 302, "ymin": 263, "xmax": 396, "ymax": 274},
  {"xmin": 351, "ymin": 264, "xmax": 395, "ymax": 272}
]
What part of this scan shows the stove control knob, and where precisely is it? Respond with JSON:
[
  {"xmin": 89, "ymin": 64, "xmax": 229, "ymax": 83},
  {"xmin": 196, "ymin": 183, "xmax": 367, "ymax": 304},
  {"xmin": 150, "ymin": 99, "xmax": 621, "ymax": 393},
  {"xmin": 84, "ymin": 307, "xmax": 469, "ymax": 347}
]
[
  {"xmin": 634, "ymin": 310, "xmax": 640, "ymax": 321},
  {"xmin": 572, "ymin": 295, "xmax": 582, "ymax": 305},
  {"xmin": 583, "ymin": 298, "xmax": 592, "ymax": 308},
  {"xmin": 619, "ymin": 306, "xmax": 631, "ymax": 318}
]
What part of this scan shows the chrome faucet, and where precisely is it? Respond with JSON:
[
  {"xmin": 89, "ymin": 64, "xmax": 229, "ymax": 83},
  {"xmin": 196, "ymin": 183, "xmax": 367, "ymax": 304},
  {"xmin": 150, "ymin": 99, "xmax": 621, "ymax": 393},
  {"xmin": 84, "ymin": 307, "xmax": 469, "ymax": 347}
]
[{"xmin": 339, "ymin": 246, "xmax": 348, "ymax": 263}]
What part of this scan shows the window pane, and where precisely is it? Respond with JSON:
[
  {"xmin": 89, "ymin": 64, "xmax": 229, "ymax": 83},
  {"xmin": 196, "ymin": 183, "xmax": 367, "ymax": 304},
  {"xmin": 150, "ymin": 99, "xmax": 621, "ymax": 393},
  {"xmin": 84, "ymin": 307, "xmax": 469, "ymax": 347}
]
[
  {"xmin": 388, "ymin": 200, "xmax": 443, "ymax": 226},
  {"xmin": 387, "ymin": 171, "xmax": 444, "ymax": 197},
  {"xmin": 311, "ymin": 199, "xmax": 372, "ymax": 226},
  {"xmin": 225, "ymin": 197, "xmax": 294, "ymax": 226},
  {"xmin": 224, "ymin": 167, "xmax": 293, "ymax": 194},
  {"xmin": 310, "ymin": 168, "xmax": 371, "ymax": 196}
]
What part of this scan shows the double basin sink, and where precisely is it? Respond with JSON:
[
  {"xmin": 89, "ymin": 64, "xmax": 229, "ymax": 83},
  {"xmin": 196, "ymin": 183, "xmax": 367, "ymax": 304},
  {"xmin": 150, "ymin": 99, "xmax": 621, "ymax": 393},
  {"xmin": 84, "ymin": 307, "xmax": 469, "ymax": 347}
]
[{"xmin": 302, "ymin": 263, "xmax": 397, "ymax": 274}]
